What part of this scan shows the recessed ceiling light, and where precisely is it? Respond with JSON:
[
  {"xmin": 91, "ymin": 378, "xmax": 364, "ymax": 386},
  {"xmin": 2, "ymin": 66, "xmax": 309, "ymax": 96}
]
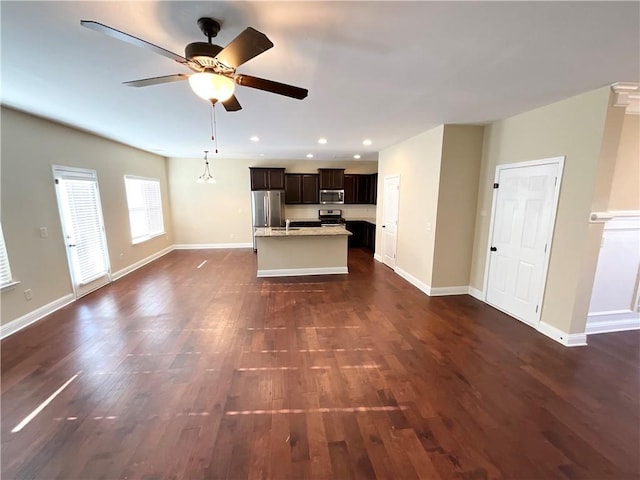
[
  {"xmin": 259, "ymin": 153, "xmax": 265, "ymax": 157},
  {"xmin": 250, "ymin": 136, "xmax": 260, "ymax": 142},
  {"xmin": 318, "ymin": 138, "xmax": 327, "ymax": 144},
  {"xmin": 353, "ymin": 154, "xmax": 361, "ymax": 159},
  {"xmin": 306, "ymin": 153, "xmax": 314, "ymax": 158},
  {"xmin": 362, "ymin": 139, "xmax": 372, "ymax": 146}
]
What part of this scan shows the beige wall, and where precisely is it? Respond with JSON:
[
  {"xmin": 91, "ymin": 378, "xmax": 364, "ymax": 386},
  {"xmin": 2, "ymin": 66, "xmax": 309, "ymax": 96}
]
[
  {"xmin": 432, "ymin": 126, "xmax": 484, "ymax": 288},
  {"xmin": 376, "ymin": 125, "xmax": 484, "ymax": 290},
  {"xmin": 468, "ymin": 87, "xmax": 617, "ymax": 334},
  {"xmin": 609, "ymin": 114, "xmax": 640, "ymax": 210},
  {"xmin": 1, "ymin": 107, "xmax": 173, "ymax": 325},
  {"xmin": 168, "ymin": 157, "xmax": 376, "ymax": 245},
  {"xmin": 377, "ymin": 126, "xmax": 444, "ymax": 286}
]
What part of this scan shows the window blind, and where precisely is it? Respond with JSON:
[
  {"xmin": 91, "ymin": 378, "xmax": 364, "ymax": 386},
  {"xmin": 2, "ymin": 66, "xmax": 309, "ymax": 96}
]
[
  {"xmin": 59, "ymin": 177, "xmax": 109, "ymax": 285},
  {"xmin": 125, "ymin": 177, "xmax": 165, "ymax": 243},
  {"xmin": 0, "ymin": 223, "xmax": 14, "ymax": 287}
]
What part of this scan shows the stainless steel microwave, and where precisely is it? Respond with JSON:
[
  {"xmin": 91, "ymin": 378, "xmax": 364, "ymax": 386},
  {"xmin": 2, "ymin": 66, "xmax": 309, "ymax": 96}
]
[{"xmin": 319, "ymin": 189, "xmax": 345, "ymax": 204}]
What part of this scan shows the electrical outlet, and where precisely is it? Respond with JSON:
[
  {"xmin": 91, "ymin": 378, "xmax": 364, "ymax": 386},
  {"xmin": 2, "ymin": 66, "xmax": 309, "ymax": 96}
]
[
  {"xmin": 24, "ymin": 289, "xmax": 32, "ymax": 301},
  {"xmin": 230, "ymin": 233, "xmax": 236, "ymax": 240},
  {"xmin": 120, "ymin": 253, "xmax": 124, "ymax": 259},
  {"xmin": 39, "ymin": 227, "xmax": 48, "ymax": 238}
]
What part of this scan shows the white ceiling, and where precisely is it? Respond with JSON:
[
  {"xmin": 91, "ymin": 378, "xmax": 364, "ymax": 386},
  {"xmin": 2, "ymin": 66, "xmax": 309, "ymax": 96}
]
[{"xmin": 1, "ymin": 1, "xmax": 638, "ymax": 161}]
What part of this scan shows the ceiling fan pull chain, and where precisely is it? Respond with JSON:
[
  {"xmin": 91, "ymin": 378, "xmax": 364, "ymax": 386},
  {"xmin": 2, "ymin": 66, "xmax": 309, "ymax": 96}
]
[
  {"xmin": 209, "ymin": 103, "xmax": 216, "ymax": 142},
  {"xmin": 212, "ymin": 103, "xmax": 219, "ymax": 154}
]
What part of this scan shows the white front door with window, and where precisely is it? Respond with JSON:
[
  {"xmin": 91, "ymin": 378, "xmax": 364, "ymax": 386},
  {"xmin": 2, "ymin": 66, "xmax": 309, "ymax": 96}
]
[
  {"xmin": 485, "ymin": 158, "xmax": 563, "ymax": 326},
  {"xmin": 382, "ymin": 175, "xmax": 400, "ymax": 269},
  {"xmin": 53, "ymin": 166, "xmax": 111, "ymax": 298}
]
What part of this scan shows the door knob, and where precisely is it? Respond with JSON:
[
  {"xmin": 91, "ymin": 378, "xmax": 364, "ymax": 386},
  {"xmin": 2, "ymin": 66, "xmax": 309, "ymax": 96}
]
[{"xmin": 382, "ymin": 225, "xmax": 386, "ymax": 228}]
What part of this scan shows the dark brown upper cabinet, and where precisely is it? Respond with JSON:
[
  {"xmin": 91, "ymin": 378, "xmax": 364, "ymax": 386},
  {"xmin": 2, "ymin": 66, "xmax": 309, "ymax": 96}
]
[
  {"xmin": 369, "ymin": 173, "xmax": 378, "ymax": 205},
  {"xmin": 301, "ymin": 174, "xmax": 319, "ymax": 204},
  {"xmin": 343, "ymin": 173, "xmax": 377, "ymax": 204},
  {"xmin": 285, "ymin": 174, "xmax": 302, "ymax": 203},
  {"xmin": 249, "ymin": 168, "xmax": 286, "ymax": 190},
  {"xmin": 285, "ymin": 173, "xmax": 319, "ymax": 204},
  {"xmin": 356, "ymin": 175, "xmax": 370, "ymax": 204},
  {"xmin": 344, "ymin": 174, "xmax": 357, "ymax": 204},
  {"xmin": 318, "ymin": 169, "xmax": 344, "ymax": 190}
]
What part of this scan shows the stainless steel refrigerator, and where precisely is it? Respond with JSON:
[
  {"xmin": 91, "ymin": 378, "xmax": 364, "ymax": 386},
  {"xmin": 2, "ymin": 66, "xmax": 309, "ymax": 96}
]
[{"xmin": 251, "ymin": 190, "xmax": 285, "ymax": 250}]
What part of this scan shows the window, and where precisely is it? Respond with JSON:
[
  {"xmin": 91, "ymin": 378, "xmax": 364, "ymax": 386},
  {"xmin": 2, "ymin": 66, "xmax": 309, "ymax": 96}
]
[
  {"xmin": 124, "ymin": 176, "xmax": 165, "ymax": 244},
  {"xmin": 0, "ymin": 223, "xmax": 16, "ymax": 288}
]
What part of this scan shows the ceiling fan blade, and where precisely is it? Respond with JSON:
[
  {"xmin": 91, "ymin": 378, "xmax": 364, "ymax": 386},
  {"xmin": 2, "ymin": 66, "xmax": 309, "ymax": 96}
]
[
  {"xmin": 123, "ymin": 74, "xmax": 189, "ymax": 87},
  {"xmin": 235, "ymin": 74, "xmax": 308, "ymax": 100},
  {"xmin": 222, "ymin": 95, "xmax": 242, "ymax": 112},
  {"xmin": 81, "ymin": 20, "xmax": 188, "ymax": 65},
  {"xmin": 215, "ymin": 28, "xmax": 274, "ymax": 68}
]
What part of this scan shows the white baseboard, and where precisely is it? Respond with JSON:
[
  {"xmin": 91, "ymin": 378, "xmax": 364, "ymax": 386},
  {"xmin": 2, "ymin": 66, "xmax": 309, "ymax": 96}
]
[
  {"xmin": 373, "ymin": 253, "xmax": 383, "ymax": 263},
  {"xmin": 394, "ymin": 267, "xmax": 431, "ymax": 295},
  {"xmin": 394, "ymin": 267, "xmax": 468, "ymax": 297},
  {"xmin": 429, "ymin": 286, "xmax": 469, "ymax": 296},
  {"xmin": 112, "ymin": 245, "xmax": 174, "ymax": 281},
  {"xmin": 468, "ymin": 286, "xmax": 484, "ymax": 301},
  {"xmin": 586, "ymin": 314, "xmax": 640, "ymax": 335},
  {"xmin": 257, "ymin": 267, "xmax": 348, "ymax": 278},
  {"xmin": 537, "ymin": 321, "xmax": 587, "ymax": 347},
  {"xmin": 173, "ymin": 243, "xmax": 253, "ymax": 250},
  {"xmin": 1, "ymin": 293, "xmax": 75, "ymax": 339},
  {"xmin": 2, "ymin": 245, "xmax": 176, "ymax": 339}
]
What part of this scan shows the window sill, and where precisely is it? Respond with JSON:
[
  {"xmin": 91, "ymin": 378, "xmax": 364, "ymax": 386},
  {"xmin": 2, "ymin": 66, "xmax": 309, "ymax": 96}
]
[
  {"xmin": 1, "ymin": 280, "xmax": 21, "ymax": 292},
  {"xmin": 132, "ymin": 232, "xmax": 166, "ymax": 245}
]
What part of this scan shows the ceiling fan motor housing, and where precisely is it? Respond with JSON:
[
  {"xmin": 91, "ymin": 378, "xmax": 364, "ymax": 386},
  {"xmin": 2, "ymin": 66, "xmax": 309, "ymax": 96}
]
[{"xmin": 185, "ymin": 42, "xmax": 224, "ymax": 68}]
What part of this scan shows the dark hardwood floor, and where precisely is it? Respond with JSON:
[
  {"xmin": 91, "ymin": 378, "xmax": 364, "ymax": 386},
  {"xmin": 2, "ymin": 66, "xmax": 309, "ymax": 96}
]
[{"xmin": 1, "ymin": 248, "xmax": 639, "ymax": 480}]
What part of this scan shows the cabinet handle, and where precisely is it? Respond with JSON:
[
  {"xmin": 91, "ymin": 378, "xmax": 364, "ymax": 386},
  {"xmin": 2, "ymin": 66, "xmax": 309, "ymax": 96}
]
[{"xmin": 490, "ymin": 246, "xmax": 497, "ymax": 252}]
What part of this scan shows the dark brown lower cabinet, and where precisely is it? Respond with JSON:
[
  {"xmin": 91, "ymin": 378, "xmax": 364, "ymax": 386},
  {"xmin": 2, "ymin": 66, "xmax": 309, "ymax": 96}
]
[{"xmin": 346, "ymin": 221, "xmax": 376, "ymax": 253}]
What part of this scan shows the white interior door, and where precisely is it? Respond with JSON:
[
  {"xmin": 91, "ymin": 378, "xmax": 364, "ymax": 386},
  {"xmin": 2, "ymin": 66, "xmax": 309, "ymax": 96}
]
[
  {"xmin": 53, "ymin": 166, "xmax": 111, "ymax": 298},
  {"xmin": 486, "ymin": 159, "xmax": 562, "ymax": 326},
  {"xmin": 382, "ymin": 175, "xmax": 400, "ymax": 269}
]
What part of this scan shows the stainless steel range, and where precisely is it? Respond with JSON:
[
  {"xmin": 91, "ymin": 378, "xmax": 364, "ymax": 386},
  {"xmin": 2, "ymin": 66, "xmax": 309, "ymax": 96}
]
[{"xmin": 318, "ymin": 209, "xmax": 345, "ymax": 226}]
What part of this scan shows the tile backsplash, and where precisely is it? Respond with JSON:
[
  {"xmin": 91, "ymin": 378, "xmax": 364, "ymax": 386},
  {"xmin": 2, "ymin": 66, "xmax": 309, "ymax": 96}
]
[{"xmin": 285, "ymin": 204, "xmax": 376, "ymax": 220}]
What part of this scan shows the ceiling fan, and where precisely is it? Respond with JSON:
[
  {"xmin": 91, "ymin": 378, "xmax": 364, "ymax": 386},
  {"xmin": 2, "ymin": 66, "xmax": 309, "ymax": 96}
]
[{"xmin": 80, "ymin": 17, "xmax": 308, "ymax": 112}]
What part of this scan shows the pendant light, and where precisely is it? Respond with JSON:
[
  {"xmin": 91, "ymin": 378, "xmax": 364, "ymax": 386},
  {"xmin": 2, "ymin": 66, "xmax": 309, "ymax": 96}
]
[{"xmin": 197, "ymin": 150, "xmax": 216, "ymax": 184}]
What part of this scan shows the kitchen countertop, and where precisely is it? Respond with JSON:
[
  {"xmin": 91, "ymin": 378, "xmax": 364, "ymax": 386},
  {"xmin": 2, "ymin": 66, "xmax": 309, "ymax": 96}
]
[
  {"xmin": 344, "ymin": 218, "xmax": 376, "ymax": 224},
  {"xmin": 255, "ymin": 226, "xmax": 352, "ymax": 237}
]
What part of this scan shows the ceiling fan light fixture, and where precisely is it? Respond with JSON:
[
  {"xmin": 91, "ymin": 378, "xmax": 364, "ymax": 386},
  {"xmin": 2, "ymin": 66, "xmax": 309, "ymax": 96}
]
[{"xmin": 189, "ymin": 72, "xmax": 235, "ymax": 101}]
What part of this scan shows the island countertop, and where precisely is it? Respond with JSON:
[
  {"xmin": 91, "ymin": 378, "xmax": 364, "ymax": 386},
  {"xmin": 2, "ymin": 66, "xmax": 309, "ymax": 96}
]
[{"xmin": 255, "ymin": 226, "xmax": 352, "ymax": 237}]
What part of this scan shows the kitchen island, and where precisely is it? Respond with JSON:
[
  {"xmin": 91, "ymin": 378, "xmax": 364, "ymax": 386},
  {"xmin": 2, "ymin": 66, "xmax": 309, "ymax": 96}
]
[{"xmin": 254, "ymin": 226, "xmax": 352, "ymax": 277}]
